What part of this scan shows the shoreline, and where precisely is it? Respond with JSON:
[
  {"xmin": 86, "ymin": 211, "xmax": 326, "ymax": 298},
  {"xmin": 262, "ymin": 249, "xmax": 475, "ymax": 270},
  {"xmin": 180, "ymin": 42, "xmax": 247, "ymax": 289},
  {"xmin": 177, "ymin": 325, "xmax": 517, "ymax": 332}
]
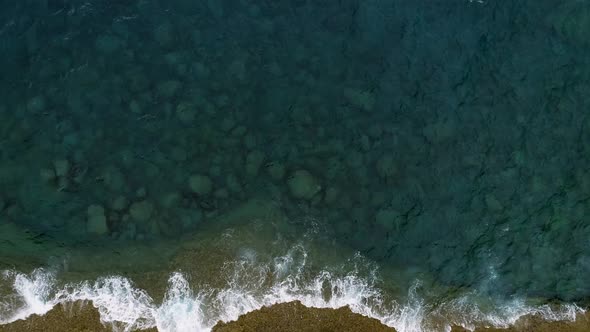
[
  {"xmin": 0, "ymin": 300, "xmax": 588, "ymax": 332},
  {"xmin": 2, "ymin": 200, "xmax": 588, "ymax": 332}
]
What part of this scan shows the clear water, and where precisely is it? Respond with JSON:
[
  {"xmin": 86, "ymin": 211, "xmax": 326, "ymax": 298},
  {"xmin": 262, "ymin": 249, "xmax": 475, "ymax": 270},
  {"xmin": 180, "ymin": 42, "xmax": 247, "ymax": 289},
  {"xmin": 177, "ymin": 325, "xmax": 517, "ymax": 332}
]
[{"xmin": 0, "ymin": 0, "xmax": 589, "ymax": 331}]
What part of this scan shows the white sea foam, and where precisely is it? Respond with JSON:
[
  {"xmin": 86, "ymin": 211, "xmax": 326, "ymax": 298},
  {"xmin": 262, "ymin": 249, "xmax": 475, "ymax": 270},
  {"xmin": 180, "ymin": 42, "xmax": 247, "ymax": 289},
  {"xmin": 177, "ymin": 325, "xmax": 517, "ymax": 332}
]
[
  {"xmin": 0, "ymin": 269, "xmax": 56, "ymax": 323},
  {"xmin": 0, "ymin": 246, "xmax": 584, "ymax": 332}
]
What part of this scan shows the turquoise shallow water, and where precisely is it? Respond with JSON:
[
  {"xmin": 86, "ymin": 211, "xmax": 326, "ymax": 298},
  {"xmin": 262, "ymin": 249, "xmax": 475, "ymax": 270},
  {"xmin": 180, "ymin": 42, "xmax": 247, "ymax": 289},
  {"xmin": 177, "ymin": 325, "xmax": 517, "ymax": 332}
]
[{"xmin": 0, "ymin": 0, "xmax": 589, "ymax": 331}]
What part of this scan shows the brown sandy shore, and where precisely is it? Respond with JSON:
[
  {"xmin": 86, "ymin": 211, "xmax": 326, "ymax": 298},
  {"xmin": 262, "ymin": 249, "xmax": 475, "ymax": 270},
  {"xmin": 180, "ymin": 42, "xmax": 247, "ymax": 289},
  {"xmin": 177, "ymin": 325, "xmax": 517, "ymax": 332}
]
[
  {"xmin": 0, "ymin": 300, "xmax": 589, "ymax": 332},
  {"xmin": 1, "ymin": 200, "xmax": 589, "ymax": 332}
]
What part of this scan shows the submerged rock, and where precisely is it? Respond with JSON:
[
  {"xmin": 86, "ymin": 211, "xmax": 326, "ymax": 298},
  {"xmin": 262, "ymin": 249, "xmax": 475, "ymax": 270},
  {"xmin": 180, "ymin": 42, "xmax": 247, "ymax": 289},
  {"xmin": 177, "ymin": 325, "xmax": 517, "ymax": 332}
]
[
  {"xmin": 266, "ymin": 161, "xmax": 286, "ymax": 181},
  {"xmin": 207, "ymin": 0, "xmax": 224, "ymax": 19},
  {"xmin": 245, "ymin": 150, "xmax": 265, "ymax": 177},
  {"xmin": 53, "ymin": 159, "xmax": 70, "ymax": 178},
  {"xmin": 547, "ymin": 3, "xmax": 590, "ymax": 47},
  {"xmin": 26, "ymin": 95, "xmax": 46, "ymax": 113},
  {"xmin": 95, "ymin": 34, "xmax": 125, "ymax": 54},
  {"xmin": 176, "ymin": 102, "xmax": 197, "ymax": 124},
  {"xmin": 323, "ymin": 186, "xmax": 340, "ymax": 205},
  {"xmin": 129, "ymin": 200, "xmax": 154, "ymax": 222},
  {"xmin": 156, "ymin": 80, "xmax": 182, "ymax": 99},
  {"xmin": 39, "ymin": 168, "xmax": 56, "ymax": 183},
  {"xmin": 286, "ymin": 170, "xmax": 322, "ymax": 200},
  {"xmin": 344, "ymin": 88, "xmax": 376, "ymax": 112},
  {"xmin": 111, "ymin": 195, "xmax": 129, "ymax": 212},
  {"xmin": 154, "ymin": 23, "xmax": 175, "ymax": 48},
  {"xmin": 375, "ymin": 208, "xmax": 400, "ymax": 232},
  {"xmin": 87, "ymin": 204, "xmax": 108, "ymax": 235},
  {"xmin": 189, "ymin": 174, "xmax": 214, "ymax": 196},
  {"xmin": 376, "ymin": 154, "xmax": 397, "ymax": 179}
]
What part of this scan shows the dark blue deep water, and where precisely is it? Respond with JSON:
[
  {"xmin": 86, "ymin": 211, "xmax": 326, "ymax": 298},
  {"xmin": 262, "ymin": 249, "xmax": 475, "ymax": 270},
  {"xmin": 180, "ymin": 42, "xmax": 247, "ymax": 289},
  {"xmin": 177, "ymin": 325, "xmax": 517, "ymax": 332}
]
[{"xmin": 0, "ymin": 0, "xmax": 589, "ymax": 331}]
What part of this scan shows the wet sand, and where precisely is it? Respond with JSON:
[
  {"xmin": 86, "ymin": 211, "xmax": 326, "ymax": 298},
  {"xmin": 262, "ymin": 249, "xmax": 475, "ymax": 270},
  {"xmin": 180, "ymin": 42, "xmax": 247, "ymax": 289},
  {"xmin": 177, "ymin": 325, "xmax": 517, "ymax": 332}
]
[
  {"xmin": 0, "ymin": 301, "xmax": 156, "ymax": 332},
  {"xmin": 214, "ymin": 303, "xmax": 590, "ymax": 332},
  {"xmin": 0, "ymin": 300, "xmax": 393, "ymax": 332},
  {"xmin": 1, "ymin": 300, "xmax": 588, "ymax": 332},
  {"xmin": 449, "ymin": 311, "xmax": 590, "ymax": 332},
  {"xmin": 2, "ymin": 203, "xmax": 589, "ymax": 332},
  {"xmin": 212, "ymin": 300, "xmax": 395, "ymax": 332},
  {"xmin": 2, "ymin": 199, "xmax": 589, "ymax": 332}
]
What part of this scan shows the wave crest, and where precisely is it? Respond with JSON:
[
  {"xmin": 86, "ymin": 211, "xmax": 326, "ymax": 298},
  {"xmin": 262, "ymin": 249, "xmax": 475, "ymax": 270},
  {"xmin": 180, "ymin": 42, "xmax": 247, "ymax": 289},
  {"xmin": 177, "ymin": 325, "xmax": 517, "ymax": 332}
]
[{"xmin": 0, "ymin": 246, "xmax": 584, "ymax": 332}]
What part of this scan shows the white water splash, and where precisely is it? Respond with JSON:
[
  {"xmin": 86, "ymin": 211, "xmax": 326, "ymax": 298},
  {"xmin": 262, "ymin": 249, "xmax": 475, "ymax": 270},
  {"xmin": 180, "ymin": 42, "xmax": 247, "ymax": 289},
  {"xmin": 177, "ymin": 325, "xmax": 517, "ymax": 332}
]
[
  {"xmin": 58, "ymin": 276, "xmax": 156, "ymax": 331},
  {"xmin": 0, "ymin": 269, "xmax": 56, "ymax": 322},
  {"xmin": 0, "ymin": 246, "xmax": 584, "ymax": 332},
  {"xmin": 155, "ymin": 273, "xmax": 207, "ymax": 332},
  {"xmin": 438, "ymin": 294, "xmax": 583, "ymax": 331}
]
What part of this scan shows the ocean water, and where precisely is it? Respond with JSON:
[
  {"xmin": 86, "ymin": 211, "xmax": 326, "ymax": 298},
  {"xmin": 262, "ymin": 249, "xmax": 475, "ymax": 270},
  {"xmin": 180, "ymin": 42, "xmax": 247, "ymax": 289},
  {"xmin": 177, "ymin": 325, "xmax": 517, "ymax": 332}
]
[{"xmin": 0, "ymin": 0, "xmax": 589, "ymax": 331}]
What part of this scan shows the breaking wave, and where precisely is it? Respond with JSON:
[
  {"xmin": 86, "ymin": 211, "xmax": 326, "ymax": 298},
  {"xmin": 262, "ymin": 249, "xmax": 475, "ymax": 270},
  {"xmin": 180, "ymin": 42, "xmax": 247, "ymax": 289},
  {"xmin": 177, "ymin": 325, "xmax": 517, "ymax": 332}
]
[{"xmin": 0, "ymin": 245, "xmax": 583, "ymax": 332}]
